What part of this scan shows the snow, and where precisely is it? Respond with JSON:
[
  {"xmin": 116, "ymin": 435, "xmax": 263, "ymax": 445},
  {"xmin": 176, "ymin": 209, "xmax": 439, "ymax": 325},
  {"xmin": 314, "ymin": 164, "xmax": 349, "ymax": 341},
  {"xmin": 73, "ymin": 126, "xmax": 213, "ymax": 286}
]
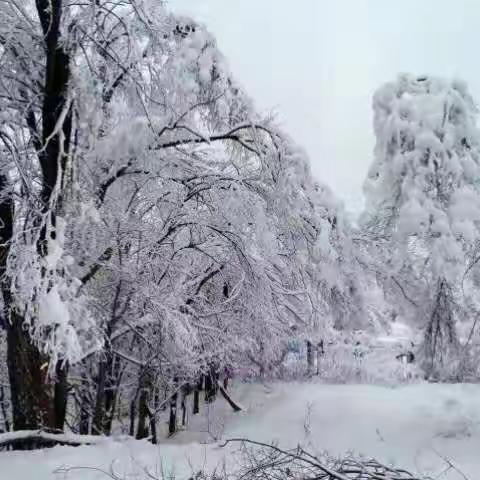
[
  {"xmin": 1, "ymin": 382, "xmax": 479, "ymax": 480},
  {"xmin": 38, "ymin": 286, "xmax": 71, "ymax": 332},
  {"xmin": 0, "ymin": 430, "xmax": 110, "ymax": 447}
]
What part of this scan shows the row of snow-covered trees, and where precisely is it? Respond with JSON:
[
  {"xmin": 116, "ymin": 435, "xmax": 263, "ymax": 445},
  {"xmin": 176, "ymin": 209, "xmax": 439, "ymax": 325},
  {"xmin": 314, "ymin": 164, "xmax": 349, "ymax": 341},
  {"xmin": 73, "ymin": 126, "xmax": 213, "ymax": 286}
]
[
  {"xmin": 1, "ymin": 0, "xmax": 479, "ymax": 447},
  {"xmin": 0, "ymin": 0, "xmax": 363, "ymax": 443}
]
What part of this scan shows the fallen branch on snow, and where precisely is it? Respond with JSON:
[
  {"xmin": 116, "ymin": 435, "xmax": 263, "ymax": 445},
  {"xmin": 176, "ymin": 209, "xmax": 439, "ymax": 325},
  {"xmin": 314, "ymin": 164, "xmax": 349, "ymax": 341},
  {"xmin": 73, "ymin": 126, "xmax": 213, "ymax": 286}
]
[
  {"xmin": 217, "ymin": 382, "xmax": 243, "ymax": 412},
  {"xmin": 220, "ymin": 438, "xmax": 436, "ymax": 480}
]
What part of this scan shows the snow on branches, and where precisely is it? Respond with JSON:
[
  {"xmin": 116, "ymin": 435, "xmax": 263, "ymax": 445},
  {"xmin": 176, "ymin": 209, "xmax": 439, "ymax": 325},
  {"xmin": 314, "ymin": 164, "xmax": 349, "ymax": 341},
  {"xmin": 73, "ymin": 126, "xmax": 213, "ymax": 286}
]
[
  {"xmin": 0, "ymin": 0, "xmax": 356, "ymax": 435},
  {"xmin": 362, "ymin": 74, "xmax": 480, "ymax": 378}
]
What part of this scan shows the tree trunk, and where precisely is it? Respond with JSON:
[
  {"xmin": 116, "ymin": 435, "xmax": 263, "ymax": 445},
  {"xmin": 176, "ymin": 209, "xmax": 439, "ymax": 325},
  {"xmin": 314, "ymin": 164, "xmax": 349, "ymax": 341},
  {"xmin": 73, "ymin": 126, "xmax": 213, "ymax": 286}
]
[
  {"xmin": 181, "ymin": 397, "xmax": 186, "ymax": 426},
  {"xmin": 181, "ymin": 386, "xmax": 188, "ymax": 426},
  {"xmin": 136, "ymin": 370, "xmax": 152, "ymax": 440},
  {"xmin": 1, "ymin": 175, "xmax": 58, "ymax": 440},
  {"xmin": 104, "ymin": 354, "xmax": 121, "ymax": 435},
  {"xmin": 78, "ymin": 366, "xmax": 91, "ymax": 435},
  {"xmin": 136, "ymin": 389, "xmax": 150, "ymax": 440},
  {"xmin": 422, "ymin": 279, "xmax": 459, "ymax": 380},
  {"xmin": 0, "ymin": 385, "xmax": 10, "ymax": 433},
  {"xmin": 204, "ymin": 374, "xmax": 213, "ymax": 402},
  {"xmin": 79, "ymin": 398, "xmax": 90, "ymax": 435},
  {"xmin": 0, "ymin": 172, "xmax": 13, "ymax": 329},
  {"xmin": 168, "ymin": 377, "xmax": 178, "ymax": 436},
  {"xmin": 7, "ymin": 320, "xmax": 52, "ymax": 429},
  {"xmin": 315, "ymin": 340, "xmax": 324, "ymax": 376},
  {"xmin": 306, "ymin": 340, "xmax": 314, "ymax": 372},
  {"xmin": 92, "ymin": 358, "xmax": 107, "ymax": 435},
  {"xmin": 1, "ymin": 1, "xmax": 75, "ymax": 446},
  {"xmin": 129, "ymin": 394, "xmax": 137, "ymax": 438},
  {"xmin": 54, "ymin": 362, "xmax": 68, "ymax": 431},
  {"xmin": 150, "ymin": 392, "xmax": 159, "ymax": 444},
  {"xmin": 92, "ymin": 289, "xmax": 120, "ymax": 435},
  {"xmin": 205, "ymin": 366, "xmax": 218, "ymax": 403},
  {"xmin": 6, "ymin": 314, "xmax": 56, "ymax": 446},
  {"xmin": 193, "ymin": 375, "xmax": 202, "ymax": 415}
]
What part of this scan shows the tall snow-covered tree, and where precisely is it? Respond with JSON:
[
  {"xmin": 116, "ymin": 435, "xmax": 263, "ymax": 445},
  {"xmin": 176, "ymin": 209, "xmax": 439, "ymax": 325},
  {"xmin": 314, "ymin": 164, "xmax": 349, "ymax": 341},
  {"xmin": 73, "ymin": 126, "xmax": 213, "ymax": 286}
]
[{"xmin": 361, "ymin": 74, "xmax": 480, "ymax": 378}]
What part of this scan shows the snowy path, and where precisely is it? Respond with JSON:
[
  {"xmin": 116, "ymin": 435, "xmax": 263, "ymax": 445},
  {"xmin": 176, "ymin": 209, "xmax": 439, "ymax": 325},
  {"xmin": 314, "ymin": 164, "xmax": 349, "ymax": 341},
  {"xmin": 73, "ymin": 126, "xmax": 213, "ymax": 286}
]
[{"xmin": 1, "ymin": 382, "xmax": 479, "ymax": 480}]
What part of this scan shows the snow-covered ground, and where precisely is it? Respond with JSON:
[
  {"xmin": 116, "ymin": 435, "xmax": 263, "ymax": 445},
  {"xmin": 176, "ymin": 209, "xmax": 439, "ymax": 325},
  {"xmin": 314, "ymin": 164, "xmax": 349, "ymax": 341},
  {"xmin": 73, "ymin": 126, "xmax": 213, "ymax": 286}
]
[{"xmin": 1, "ymin": 382, "xmax": 479, "ymax": 480}]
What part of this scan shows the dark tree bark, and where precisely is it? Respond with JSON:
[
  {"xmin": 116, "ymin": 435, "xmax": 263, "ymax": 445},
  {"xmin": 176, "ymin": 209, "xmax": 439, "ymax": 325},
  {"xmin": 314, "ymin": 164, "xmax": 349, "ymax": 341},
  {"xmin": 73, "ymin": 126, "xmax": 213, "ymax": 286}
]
[
  {"xmin": 92, "ymin": 358, "xmax": 108, "ymax": 435},
  {"xmin": 0, "ymin": 174, "xmax": 54, "ymax": 441},
  {"xmin": 422, "ymin": 279, "xmax": 459, "ymax": 380},
  {"xmin": 36, "ymin": 0, "xmax": 73, "ymax": 216},
  {"xmin": 180, "ymin": 383, "xmax": 192, "ymax": 427},
  {"xmin": 218, "ymin": 383, "xmax": 242, "ymax": 412},
  {"xmin": 54, "ymin": 362, "xmax": 69, "ymax": 431},
  {"xmin": 92, "ymin": 352, "xmax": 121, "ymax": 436},
  {"xmin": 204, "ymin": 365, "xmax": 218, "ymax": 403},
  {"xmin": 104, "ymin": 354, "xmax": 122, "ymax": 435},
  {"xmin": 35, "ymin": 0, "xmax": 73, "ymax": 433},
  {"xmin": 1, "ymin": 0, "xmax": 74, "ymax": 443},
  {"xmin": 136, "ymin": 370, "xmax": 152, "ymax": 440},
  {"xmin": 315, "ymin": 340, "xmax": 324, "ymax": 376},
  {"xmin": 168, "ymin": 377, "xmax": 178, "ymax": 436},
  {"xmin": 92, "ymin": 284, "xmax": 122, "ymax": 435},
  {"xmin": 204, "ymin": 374, "xmax": 213, "ymax": 402},
  {"xmin": 78, "ymin": 387, "xmax": 91, "ymax": 435},
  {"xmin": 129, "ymin": 393, "xmax": 138, "ymax": 438},
  {"xmin": 181, "ymin": 393, "xmax": 187, "ymax": 426},
  {"xmin": 0, "ymin": 174, "xmax": 13, "ymax": 286},
  {"xmin": 136, "ymin": 390, "xmax": 150, "ymax": 440},
  {"xmin": 0, "ymin": 385, "xmax": 10, "ymax": 433},
  {"xmin": 306, "ymin": 340, "xmax": 314, "ymax": 372},
  {"xmin": 149, "ymin": 391, "xmax": 159, "ymax": 444},
  {"xmin": 6, "ymin": 315, "xmax": 55, "ymax": 441},
  {"xmin": 73, "ymin": 361, "xmax": 92, "ymax": 434},
  {"xmin": 193, "ymin": 375, "xmax": 202, "ymax": 414}
]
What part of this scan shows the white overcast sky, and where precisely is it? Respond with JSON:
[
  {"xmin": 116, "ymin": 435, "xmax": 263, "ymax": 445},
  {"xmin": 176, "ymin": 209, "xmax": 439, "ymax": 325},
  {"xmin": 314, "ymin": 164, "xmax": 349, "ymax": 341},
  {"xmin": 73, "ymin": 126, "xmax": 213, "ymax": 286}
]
[{"xmin": 171, "ymin": 0, "xmax": 480, "ymax": 214}]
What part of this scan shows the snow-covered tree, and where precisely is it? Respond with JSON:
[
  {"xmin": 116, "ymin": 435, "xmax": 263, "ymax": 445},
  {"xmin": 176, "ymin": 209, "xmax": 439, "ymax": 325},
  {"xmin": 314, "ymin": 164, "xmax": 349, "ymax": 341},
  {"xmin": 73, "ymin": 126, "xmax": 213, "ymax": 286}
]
[{"xmin": 361, "ymin": 74, "xmax": 480, "ymax": 378}]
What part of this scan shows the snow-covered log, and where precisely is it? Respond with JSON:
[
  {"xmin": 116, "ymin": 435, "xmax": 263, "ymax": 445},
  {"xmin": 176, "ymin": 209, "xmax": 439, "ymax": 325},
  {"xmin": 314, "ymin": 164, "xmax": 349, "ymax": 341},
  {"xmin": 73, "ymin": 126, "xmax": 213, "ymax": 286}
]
[{"xmin": 0, "ymin": 430, "xmax": 109, "ymax": 448}]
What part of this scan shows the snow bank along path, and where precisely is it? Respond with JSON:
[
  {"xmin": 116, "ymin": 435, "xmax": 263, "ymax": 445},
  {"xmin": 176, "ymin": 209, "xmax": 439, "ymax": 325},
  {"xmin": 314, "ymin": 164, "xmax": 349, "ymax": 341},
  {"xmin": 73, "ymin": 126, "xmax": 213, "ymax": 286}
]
[{"xmin": 0, "ymin": 382, "xmax": 478, "ymax": 480}]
